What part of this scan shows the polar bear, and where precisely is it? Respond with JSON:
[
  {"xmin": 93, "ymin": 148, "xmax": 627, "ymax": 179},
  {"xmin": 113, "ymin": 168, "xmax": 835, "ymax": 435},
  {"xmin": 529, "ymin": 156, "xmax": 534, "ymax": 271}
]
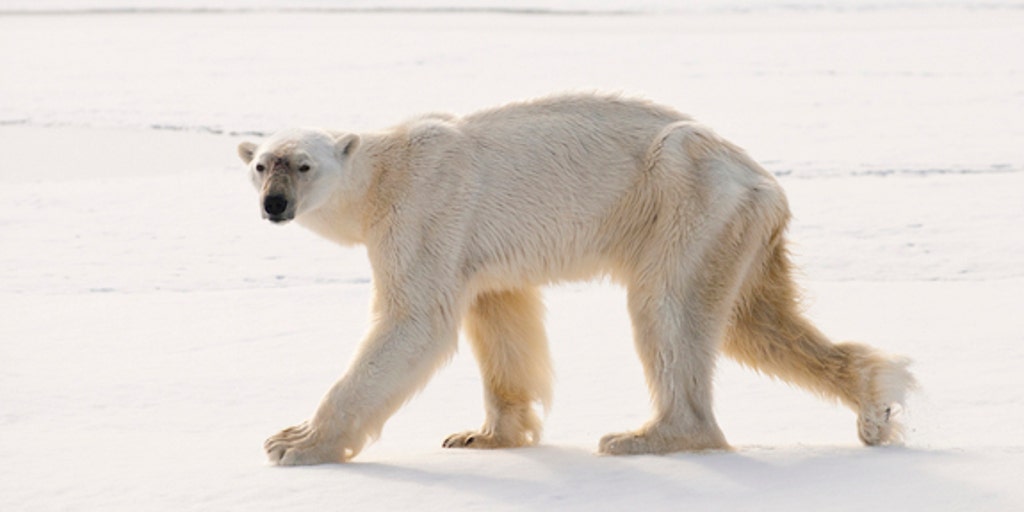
[{"xmin": 238, "ymin": 94, "xmax": 915, "ymax": 465}]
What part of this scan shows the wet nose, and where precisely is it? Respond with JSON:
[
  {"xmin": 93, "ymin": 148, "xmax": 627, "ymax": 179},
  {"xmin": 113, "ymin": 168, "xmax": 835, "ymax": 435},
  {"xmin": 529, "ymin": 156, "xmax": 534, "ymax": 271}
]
[{"xmin": 263, "ymin": 195, "xmax": 288, "ymax": 216}]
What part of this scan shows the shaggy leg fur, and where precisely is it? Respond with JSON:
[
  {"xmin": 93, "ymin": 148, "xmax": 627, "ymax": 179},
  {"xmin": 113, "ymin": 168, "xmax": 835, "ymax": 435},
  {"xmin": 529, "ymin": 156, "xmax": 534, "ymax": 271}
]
[
  {"xmin": 445, "ymin": 288, "xmax": 553, "ymax": 449},
  {"xmin": 599, "ymin": 132, "xmax": 787, "ymax": 454},
  {"xmin": 599, "ymin": 278, "xmax": 732, "ymax": 454},
  {"xmin": 724, "ymin": 233, "xmax": 916, "ymax": 446}
]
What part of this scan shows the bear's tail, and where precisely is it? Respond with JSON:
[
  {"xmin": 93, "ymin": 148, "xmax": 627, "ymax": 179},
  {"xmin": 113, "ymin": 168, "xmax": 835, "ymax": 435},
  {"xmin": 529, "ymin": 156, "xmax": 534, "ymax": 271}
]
[{"xmin": 723, "ymin": 228, "xmax": 916, "ymax": 445}]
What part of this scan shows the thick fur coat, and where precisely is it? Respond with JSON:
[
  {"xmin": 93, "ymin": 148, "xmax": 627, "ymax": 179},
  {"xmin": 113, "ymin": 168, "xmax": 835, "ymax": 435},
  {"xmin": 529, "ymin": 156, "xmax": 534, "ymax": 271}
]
[{"xmin": 238, "ymin": 94, "xmax": 915, "ymax": 465}]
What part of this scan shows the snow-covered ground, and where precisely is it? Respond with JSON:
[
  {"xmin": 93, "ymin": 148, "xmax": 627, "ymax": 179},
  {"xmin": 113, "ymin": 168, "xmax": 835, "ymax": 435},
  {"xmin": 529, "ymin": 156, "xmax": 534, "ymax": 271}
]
[{"xmin": 2, "ymin": 2, "xmax": 1023, "ymax": 510}]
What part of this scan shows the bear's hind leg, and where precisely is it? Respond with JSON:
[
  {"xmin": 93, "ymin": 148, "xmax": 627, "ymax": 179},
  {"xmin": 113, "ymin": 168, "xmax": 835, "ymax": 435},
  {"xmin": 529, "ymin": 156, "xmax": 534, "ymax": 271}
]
[
  {"xmin": 723, "ymin": 238, "xmax": 915, "ymax": 446},
  {"xmin": 444, "ymin": 287, "xmax": 553, "ymax": 449},
  {"xmin": 600, "ymin": 158, "xmax": 785, "ymax": 455},
  {"xmin": 599, "ymin": 277, "xmax": 734, "ymax": 455}
]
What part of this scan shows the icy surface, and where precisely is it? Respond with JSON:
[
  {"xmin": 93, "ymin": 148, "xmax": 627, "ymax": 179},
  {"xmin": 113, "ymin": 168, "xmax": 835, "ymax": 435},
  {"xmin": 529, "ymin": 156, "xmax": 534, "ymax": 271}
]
[{"xmin": 1, "ymin": 2, "xmax": 1023, "ymax": 511}]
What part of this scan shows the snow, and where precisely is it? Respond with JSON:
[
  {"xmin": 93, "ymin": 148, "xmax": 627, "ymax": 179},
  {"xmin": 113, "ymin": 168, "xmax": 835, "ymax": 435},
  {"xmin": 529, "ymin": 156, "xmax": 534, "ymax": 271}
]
[{"xmin": 2, "ymin": 2, "xmax": 1023, "ymax": 510}]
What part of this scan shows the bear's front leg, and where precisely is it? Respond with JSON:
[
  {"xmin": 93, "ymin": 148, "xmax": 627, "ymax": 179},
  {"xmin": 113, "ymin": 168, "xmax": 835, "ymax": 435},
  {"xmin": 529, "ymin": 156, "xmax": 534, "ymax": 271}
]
[
  {"xmin": 265, "ymin": 419, "xmax": 347, "ymax": 465},
  {"xmin": 265, "ymin": 313, "xmax": 460, "ymax": 465},
  {"xmin": 442, "ymin": 288, "xmax": 553, "ymax": 450}
]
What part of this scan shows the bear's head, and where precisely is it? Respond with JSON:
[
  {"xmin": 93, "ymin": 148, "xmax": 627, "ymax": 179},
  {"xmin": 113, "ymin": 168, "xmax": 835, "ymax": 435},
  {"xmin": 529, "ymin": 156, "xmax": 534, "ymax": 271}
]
[{"xmin": 238, "ymin": 128, "xmax": 360, "ymax": 224}]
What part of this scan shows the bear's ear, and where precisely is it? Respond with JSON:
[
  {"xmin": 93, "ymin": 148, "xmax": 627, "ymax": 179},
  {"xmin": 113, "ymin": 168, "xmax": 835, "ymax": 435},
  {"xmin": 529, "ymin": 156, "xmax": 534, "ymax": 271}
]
[
  {"xmin": 334, "ymin": 133, "xmax": 361, "ymax": 160},
  {"xmin": 237, "ymin": 141, "xmax": 258, "ymax": 164}
]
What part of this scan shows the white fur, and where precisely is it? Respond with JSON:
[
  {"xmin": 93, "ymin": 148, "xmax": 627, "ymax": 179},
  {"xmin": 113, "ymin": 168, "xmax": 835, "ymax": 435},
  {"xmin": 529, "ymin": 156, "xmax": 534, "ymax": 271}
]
[{"xmin": 238, "ymin": 93, "xmax": 916, "ymax": 465}]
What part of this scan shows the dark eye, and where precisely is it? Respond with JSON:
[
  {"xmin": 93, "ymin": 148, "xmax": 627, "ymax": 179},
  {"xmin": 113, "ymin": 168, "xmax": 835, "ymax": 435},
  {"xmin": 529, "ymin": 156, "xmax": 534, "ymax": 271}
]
[
  {"xmin": 255, "ymin": 164, "xmax": 266, "ymax": 172},
  {"xmin": 298, "ymin": 164, "xmax": 311, "ymax": 173}
]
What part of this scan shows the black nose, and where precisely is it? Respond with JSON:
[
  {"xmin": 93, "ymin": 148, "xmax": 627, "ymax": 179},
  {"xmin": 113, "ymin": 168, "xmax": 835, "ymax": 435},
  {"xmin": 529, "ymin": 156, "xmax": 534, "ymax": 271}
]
[{"xmin": 263, "ymin": 195, "xmax": 288, "ymax": 216}]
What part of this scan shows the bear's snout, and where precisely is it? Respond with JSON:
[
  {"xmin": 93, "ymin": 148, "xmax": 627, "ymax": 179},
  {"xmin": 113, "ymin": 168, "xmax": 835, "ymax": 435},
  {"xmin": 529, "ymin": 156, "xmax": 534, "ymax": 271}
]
[{"xmin": 263, "ymin": 194, "xmax": 291, "ymax": 222}]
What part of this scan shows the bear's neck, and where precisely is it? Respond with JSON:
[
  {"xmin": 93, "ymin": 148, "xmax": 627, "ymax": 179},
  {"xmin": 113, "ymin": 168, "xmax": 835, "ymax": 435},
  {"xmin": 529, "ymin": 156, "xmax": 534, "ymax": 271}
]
[
  {"xmin": 295, "ymin": 134, "xmax": 385, "ymax": 247},
  {"xmin": 296, "ymin": 196, "xmax": 365, "ymax": 246}
]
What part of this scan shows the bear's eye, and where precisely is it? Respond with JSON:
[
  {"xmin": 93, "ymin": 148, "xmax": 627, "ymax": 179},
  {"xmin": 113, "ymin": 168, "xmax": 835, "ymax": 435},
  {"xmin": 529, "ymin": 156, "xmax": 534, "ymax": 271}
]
[
  {"xmin": 298, "ymin": 164, "xmax": 311, "ymax": 173},
  {"xmin": 255, "ymin": 164, "xmax": 266, "ymax": 172}
]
